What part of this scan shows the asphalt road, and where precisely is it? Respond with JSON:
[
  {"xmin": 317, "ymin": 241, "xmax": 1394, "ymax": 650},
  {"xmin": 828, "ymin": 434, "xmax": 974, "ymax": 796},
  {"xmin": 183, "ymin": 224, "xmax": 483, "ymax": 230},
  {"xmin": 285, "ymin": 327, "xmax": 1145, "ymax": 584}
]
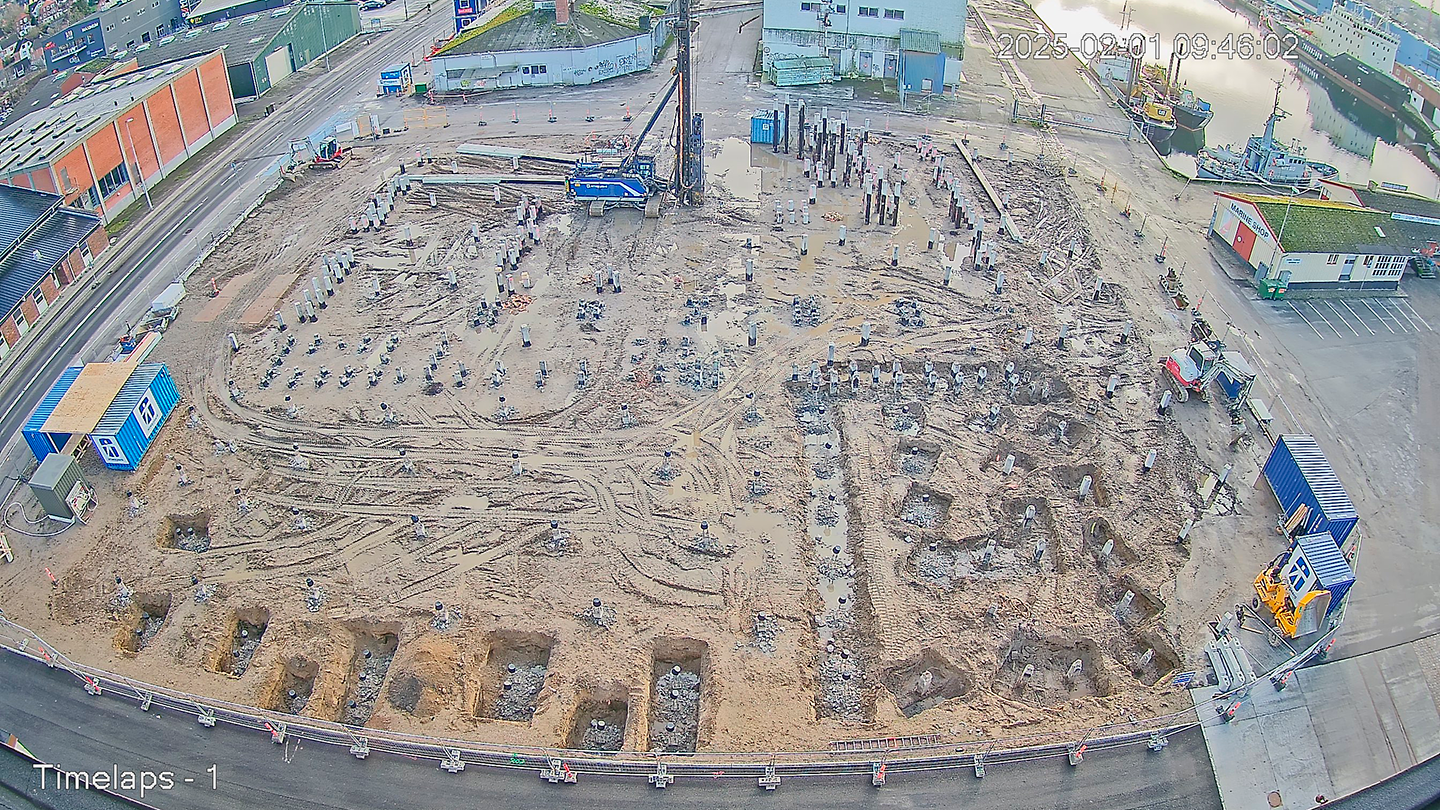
[
  {"xmin": 0, "ymin": 7, "xmax": 455, "ymax": 453},
  {"xmin": 0, "ymin": 649, "xmax": 1219, "ymax": 810}
]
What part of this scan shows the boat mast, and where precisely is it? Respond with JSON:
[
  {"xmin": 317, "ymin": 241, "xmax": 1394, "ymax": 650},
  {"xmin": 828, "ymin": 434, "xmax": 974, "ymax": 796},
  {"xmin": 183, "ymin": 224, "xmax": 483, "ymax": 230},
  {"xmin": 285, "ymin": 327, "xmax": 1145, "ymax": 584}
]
[{"xmin": 1261, "ymin": 80, "xmax": 1284, "ymax": 149}]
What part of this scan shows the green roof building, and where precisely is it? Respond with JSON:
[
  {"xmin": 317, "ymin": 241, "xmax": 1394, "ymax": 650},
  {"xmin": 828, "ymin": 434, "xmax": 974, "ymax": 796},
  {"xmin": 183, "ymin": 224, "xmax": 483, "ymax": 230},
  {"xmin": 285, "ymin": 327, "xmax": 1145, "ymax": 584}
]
[{"xmin": 1210, "ymin": 191, "xmax": 1437, "ymax": 291}]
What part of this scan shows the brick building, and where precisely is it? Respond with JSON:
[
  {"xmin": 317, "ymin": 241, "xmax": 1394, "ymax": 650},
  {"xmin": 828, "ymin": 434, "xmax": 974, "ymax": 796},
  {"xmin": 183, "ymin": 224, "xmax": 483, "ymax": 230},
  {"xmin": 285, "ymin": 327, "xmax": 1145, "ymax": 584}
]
[
  {"xmin": 0, "ymin": 50, "xmax": 235, "ymax": 223},
  {"xmin": 0, "ymin": 184, "xmax": 108, "ymax": 363}
]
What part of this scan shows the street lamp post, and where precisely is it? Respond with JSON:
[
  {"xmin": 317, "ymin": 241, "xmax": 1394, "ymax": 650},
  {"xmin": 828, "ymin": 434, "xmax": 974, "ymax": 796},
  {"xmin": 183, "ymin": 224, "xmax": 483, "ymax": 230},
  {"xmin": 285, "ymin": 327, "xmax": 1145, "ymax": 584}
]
[{"xmin": 123, "ymin": 117, "xmax": 152, "ymax": 211}]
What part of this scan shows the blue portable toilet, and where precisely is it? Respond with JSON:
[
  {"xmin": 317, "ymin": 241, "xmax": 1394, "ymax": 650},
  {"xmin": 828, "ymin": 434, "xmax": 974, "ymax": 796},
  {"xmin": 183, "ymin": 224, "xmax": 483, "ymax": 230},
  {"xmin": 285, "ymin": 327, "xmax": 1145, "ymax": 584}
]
[
  {"xmin": 23, "ymin": 367, "xmax": 84, "ymax": 463},
  {"xmin": 87, "ymin": 364, "xmax": 181, "ymax": 471},
  {"xmin": 1262, "ymin": 434, "xmax": 1359, "ymax": 547},
  {"xmin": 750, "ymin": 114, "xmax": 776, "ymax": 144}
]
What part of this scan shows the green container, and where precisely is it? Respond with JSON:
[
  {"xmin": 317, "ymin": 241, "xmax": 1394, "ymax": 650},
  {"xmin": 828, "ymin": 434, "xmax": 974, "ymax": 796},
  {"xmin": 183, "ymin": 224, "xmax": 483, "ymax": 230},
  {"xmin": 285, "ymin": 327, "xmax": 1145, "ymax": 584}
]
[
  {"xmin": 414, "ymin": 82, "xmax": 429, "ymax": 95},
  {"xmin": 1258, "ymin": 278, "xmax": 1287, "ymax": 299}
]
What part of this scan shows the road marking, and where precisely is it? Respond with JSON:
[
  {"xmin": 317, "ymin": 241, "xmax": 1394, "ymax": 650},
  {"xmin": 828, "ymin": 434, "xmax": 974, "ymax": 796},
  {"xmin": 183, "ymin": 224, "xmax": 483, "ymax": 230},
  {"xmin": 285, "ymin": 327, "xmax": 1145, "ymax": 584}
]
[
  {"xmin": 1290, "ymin": 302, "xmax": 1325, "ymax": 339},
  {"xmin": 1362, "ymin": 299, "xmax": 1396, "ymax": 334},
  {"xmin": 1341, "ymin": 300, "xmax": 1375, "ymax": 336},
  {"xmin": 1384, "ymin": 299, "xmax": 1423, "ymax": 332},
  {"xmin": 1324, "ymin": 301, "xmax": 1360, "ymax": 337},
  {"xmin": 1400, "ymin": 300, "xmax": 1433, "ymax": 331},
  {"xmin": 1307, "ymin": 302, "xmax": 1344, "ymax": 338},
  {"xmin": 1376, "ymin": 299, "xmax": 1412, "ymax": 332}
]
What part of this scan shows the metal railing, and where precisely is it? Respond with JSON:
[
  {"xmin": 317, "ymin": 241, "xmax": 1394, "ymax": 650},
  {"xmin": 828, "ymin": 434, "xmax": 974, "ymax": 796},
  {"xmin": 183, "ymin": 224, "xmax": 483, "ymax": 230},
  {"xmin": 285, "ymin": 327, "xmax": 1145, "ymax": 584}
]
[{"xmin": 0, "ymin": 615, "xmax": 1220, "ymax": 784}]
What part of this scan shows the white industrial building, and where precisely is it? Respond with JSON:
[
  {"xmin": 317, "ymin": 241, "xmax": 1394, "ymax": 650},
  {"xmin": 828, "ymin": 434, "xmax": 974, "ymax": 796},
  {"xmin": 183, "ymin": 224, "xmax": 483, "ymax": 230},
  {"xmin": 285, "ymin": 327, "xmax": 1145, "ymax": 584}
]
[
  {"xmin": 1209, "ymin": 192, "xmax": 1431, "ymax": 291},
  {"xmin": 760, "ymin": 0, "xmax": 964, "ymax": 88},
  {"xmin": 429, "ymin": 0, "xmax": 672, "ymax": 94}
]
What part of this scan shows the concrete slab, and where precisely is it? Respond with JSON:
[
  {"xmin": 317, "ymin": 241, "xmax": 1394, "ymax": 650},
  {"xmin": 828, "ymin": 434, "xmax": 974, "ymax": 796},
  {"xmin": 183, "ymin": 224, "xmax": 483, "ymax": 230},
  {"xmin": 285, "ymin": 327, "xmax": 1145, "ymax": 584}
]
[
  {"xmin": 1193, "ymin": 681, "xmax": 1333, "ymax": 810},
  {"xmin": 1379, "ymin": 647, "xmax": 1440, "ymax": 762}
]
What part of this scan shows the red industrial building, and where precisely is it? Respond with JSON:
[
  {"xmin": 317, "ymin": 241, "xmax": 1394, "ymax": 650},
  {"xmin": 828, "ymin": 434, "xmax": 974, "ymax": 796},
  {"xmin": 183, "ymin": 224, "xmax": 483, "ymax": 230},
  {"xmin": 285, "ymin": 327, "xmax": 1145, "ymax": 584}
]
[{"xmin": 0, "ymin": 50, "xmax": 236, "ymax": 223}]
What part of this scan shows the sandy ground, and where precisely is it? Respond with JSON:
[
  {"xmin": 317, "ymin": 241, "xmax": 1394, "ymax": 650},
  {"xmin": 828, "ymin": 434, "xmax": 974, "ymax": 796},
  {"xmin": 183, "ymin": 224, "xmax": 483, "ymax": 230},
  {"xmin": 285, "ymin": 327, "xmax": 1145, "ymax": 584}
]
[{"xmin": 0, "ymin": 2, "xmax": 1293, "ymax": 753}]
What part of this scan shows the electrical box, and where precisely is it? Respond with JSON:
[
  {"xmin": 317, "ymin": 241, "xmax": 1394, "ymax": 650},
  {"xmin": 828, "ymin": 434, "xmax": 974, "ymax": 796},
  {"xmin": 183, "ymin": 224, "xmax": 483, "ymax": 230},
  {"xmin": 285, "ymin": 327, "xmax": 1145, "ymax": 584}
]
[{"xmin": 28, "ymin": 452, "xmax": 90, "ymax": 521}]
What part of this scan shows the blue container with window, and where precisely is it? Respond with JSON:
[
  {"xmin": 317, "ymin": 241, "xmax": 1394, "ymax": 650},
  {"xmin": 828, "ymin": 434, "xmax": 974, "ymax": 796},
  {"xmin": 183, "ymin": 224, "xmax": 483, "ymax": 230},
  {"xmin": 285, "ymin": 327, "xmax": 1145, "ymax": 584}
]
[
  {"xmin": 88, "ymin": 364, "xmax": 180, "ymax": 471},
  {"xmin": 750, "ymin": 114, "xmax": 775, "ymax": 144}
]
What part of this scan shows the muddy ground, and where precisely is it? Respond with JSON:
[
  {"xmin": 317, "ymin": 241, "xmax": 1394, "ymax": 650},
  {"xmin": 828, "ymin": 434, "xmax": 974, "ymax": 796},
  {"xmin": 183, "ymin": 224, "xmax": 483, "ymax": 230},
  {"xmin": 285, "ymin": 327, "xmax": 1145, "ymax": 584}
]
[{"xmin": 0, "ymin": 101, "xmax": 1248, "ymax": 750}]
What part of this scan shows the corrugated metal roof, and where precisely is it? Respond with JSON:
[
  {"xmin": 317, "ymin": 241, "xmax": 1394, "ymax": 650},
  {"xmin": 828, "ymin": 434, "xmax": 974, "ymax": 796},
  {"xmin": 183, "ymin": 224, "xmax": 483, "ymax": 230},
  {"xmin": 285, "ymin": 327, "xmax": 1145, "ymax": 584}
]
[
  {"xmin": 1276, "ymin": 434, "xmax": 1358, "ymax": 520},
  {"xmin": 0, "ymin": 205, "xmax": 101, "ymax": 319},
  {"xmin": 0, "ymin": 184, "xmax": 61, "ymax": 262},
  {"xmin": 22, "ymin": 366, "xmax": 83, "ymax": 433},
  {"xmin": 899, "ymin": 28, "xmax": 941, "ymax": 54},
  {"xmin": 1294, "ymin": 532, "xmax": 1355, "ymax": 588},
  {"xmin": 135, "ymin": 5, "xmax": 299, "ymax": 68},
  {"xmin": 93, "ymin": 363, "xmax": 163, "ymax": 434}
]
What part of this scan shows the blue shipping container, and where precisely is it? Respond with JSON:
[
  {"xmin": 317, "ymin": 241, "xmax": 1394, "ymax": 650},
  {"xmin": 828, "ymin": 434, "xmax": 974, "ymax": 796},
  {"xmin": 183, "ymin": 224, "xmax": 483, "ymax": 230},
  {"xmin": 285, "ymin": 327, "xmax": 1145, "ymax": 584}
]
[
  {"xmin": 88, "ymin": 364, "xmax": 180, "ymax": 471},
  {"xmin": 23, "ymin": 367, "xmax": 84, "ymax": 463},
  {"xmin": 1292, "ymin": 532, "xmax": 1355, "ymax": 617},
  {"xmin": 1262, "ymin": 434, "xmax": 1359, "ymax": 547},
  {"xmin": 750, "ymin": 115, "xmax": 775, "ymax": 145}
]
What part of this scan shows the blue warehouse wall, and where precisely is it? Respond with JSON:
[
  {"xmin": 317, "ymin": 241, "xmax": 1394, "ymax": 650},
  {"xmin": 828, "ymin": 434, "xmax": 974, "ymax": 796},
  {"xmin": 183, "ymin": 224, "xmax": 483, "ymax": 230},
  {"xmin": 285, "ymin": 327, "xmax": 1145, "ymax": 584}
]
[{"xmin": 900, "ymin": 50, "xmax": 944, "ymax": 93}]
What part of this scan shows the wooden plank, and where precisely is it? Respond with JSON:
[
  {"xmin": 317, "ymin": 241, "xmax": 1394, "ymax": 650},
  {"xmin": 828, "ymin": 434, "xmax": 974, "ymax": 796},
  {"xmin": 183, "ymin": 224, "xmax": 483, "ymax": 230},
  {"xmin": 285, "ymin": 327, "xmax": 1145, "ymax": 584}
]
[
  {"xmin": 238, "ymin": 272, "xmax": 300, "ymax": 328},
  {"xmin": 41, "ymin": 362, "xmax": 137, "ymax": 433}
]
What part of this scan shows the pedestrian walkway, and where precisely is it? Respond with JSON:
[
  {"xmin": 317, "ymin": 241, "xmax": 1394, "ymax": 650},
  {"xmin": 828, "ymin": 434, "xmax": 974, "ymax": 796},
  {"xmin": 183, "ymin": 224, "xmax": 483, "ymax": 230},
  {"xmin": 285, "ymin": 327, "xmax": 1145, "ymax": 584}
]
[{"xmin": 1198, "ymin": 635, "xmax": 1440, "ymax": 809}]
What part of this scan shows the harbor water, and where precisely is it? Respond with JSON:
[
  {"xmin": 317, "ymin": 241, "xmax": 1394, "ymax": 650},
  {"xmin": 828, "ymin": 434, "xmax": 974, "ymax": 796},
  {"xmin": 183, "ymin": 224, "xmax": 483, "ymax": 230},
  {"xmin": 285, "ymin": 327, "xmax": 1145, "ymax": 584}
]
[{"xmin": 1032, "ymin": 0, "xmax": 1440, "ymax": 194}]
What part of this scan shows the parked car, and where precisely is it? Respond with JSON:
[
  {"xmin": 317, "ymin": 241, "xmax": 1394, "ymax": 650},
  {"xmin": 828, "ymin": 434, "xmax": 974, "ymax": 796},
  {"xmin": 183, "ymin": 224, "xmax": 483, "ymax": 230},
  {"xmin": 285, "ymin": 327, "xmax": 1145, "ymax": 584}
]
[{"xmin": 361, "ymin": 1, "xmax": 386, "ymax": 10}]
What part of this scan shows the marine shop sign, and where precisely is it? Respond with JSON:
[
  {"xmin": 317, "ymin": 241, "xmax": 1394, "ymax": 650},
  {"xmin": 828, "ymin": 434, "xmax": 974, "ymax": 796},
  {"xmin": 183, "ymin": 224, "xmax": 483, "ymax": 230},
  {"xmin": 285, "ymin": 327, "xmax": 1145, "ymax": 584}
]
[{"xmin": 1227, "ymin": 200, "xmax": 1273, "ymax": 243}]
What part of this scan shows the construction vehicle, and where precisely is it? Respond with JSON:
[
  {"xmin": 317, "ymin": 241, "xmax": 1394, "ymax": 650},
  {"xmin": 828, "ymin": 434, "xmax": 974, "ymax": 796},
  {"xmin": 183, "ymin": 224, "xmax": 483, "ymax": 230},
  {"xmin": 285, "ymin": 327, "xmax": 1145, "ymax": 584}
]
[
  {"xmin": 1253, "ymin": 532, "xmax": 1354, "ymax": 638},
  {"xmin": 311, "ymin": 137, "xmax": 352, "ymax": 169},
  {"xmin": 1160, "ymin": 314, "xmax": 1255, "ymax": 411},
  {"xmin": 567, "ymin": 0, "xmax": 702, "ymax": 214}
]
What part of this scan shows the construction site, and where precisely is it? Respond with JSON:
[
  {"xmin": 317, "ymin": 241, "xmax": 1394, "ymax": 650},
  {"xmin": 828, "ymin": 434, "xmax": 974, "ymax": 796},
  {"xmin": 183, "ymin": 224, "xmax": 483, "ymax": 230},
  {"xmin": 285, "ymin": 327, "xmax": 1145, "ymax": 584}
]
[{"xmin": 0, "ymin": 7, "xmax": 1262, "ymax": 753}]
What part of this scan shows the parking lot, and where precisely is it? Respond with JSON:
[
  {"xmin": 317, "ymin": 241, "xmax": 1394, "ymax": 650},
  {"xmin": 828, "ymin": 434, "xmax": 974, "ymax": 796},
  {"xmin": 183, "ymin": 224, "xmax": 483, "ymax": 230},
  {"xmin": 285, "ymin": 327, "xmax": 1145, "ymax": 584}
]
[{"xmin": 1277, "ymin": 296, "xmax": 1434, "ymax": 341}]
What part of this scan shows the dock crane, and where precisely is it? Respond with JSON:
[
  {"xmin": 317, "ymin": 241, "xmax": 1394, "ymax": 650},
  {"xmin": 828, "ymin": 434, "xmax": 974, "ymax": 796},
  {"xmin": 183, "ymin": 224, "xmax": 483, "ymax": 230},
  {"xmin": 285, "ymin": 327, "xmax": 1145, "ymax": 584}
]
[{"xmin": 566, "ymin": 0, "xmax": 703, "ymax": 214}]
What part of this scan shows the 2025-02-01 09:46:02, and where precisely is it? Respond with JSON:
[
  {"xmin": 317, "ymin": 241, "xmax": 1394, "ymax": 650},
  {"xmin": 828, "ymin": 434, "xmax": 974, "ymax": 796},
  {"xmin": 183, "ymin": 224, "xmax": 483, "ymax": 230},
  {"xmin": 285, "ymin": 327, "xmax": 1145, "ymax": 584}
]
[{"xmin": 995, "ymin": 31, "xmax": 1301, "ymax": 61}]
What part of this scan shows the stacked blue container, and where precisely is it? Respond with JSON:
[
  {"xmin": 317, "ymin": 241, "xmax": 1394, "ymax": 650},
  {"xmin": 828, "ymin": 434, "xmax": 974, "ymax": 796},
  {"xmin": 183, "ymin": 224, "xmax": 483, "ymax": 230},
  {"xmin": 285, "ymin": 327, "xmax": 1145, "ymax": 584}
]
[{"xmin": 1262, "ymin": 434, "xmax": 1359, "ymax": 547}]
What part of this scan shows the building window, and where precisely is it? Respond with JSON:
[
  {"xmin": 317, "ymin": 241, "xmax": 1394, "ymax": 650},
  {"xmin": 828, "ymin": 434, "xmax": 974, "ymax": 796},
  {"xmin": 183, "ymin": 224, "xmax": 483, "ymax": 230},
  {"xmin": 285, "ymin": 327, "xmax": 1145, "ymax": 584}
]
[
  {"xmin": 535, "ymin": 65, "xmax": 546, "ymax": 74},
  {"xmin": 95, "ymin": 162, "xmax": 130, "ymax": 199},
  {"xmin": 1364, "ymin": 255, "xmax": 1373, "ymax": 266},
  {"xmin": 834, "ymin": 4, "xmax": 845, "ymax": 11},
  {"xmin": 801, "ymin": 1, "xmax": 814, "ymax": 9},
  {"xmin": 883, "ymin": 7, "xmax": 903, "ymax": 17},
  {"xmin": 1326, "ymin": 253, "xmax": 1338, "ymax": 264},
  {"xmin": 857, "ymin": 5, "xmax": 878, "ymax": 15},
  {"xmin": 59, "ymin": 166, "xmax": 72, "ymax": 192}
]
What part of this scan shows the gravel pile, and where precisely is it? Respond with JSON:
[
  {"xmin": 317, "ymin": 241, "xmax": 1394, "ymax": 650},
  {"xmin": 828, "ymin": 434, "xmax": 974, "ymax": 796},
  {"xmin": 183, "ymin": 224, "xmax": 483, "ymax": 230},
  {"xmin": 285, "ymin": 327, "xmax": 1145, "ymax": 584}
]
[
  {"xmin": 108, "ymin": 584, "xmax": 134, "ymax": 611},
  {"xmin": 901, "ymin": 497, "xmax": 940, "ymax": 528},
  {"xmin": 228, "ymin": 623, "xmax": 264, "ymax": 676},
  {"xmin": 134, "ymin": 612, "xmax": 165, "ymax": 649},
  {"xmin": 649, "ymin": 668, "xmax": 701, "ymax": 752},
  {"xmin": 543, "ymin": 528, "xmax": 570, "ymax": 554},
  {"xmin": 282, "ymin": 682, "xmax": 312, "ymax": 714},
  {"xmin": 429, "ymin": 606, "xmax": 461, "ymax": 631},
  {"xmin": 817, "ymin": 651, "xmax": 865, "ymax": 718},
  {"xmin": 901, "ymin": 454, "xmax": 931, "ymax": 477},
  {"xmin": 913, "ymin": 545, "xmax": 958, "ymax": 585},
  {"xmin": 819, "ymin": 600, "xmax": 855, "ymax": 634},
  {"xmin": 492, "ymin": 663, "xmax": 547, "ymax": 721},
  {"xmin": 342, "ymin": 650, "xmax": 394, "ymax": 725},
  {"xmin": 576, "ymin": 603, "xmax": 617, "ymax": 628},
  {"xmin": 685, "ymin": 534, "xmax": 730, "ymax": 556},
  {"xmin": 580, "ymin": 719, "xmax": 625, "ymax": 751},
  {"xmin": 192, "ymin": 583, "xmax": 216, "ymax": 603},
  {"xmin": 816, "ymin": 555, "xmax": 850, "ymax": 582},
  {"xmin": 305, "ymin": 586, "xmax": 327, "ymax": 613},
  {"xmin": 814, "ymin": 500, "xmax": 839, "ymax": 527},
  {"xmin": 811, "ymin": 460, "xmax": 836, "ymax": 479},
  {"xmin": 752, "ymin": 613, "xmax": 782, "ymax": 653},
  {"xmin": 171, "ymin": 527, "xmax": 210, "ymax": 552}
]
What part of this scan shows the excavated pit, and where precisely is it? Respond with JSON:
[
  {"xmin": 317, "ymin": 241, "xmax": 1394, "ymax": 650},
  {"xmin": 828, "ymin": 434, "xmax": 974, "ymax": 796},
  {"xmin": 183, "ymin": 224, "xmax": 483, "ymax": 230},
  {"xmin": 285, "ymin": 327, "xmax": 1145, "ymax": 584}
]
[
  {"xmin": 1083, "ymin": 516, "xmax": 1137, "ymax": 569},
  {"xmin": 339, "ymin": 631, "xmax": 399, "ymax": 726},
  {"xmin": 649, "ymin": 637, "xmax": 706, "ymax": 752},
  {"xmin": 214, "ymin": 608, "xmax": 269, "ymax": 677},
  {"xmin": 884, "ymin": 649, "xmax": 973, "ymax": 717},
  {"xmin": 896, "ymin": 440, "xmax": 941, "ymax": 479},
  {"xmin": 996, "ymin": 632, "xmax": 1113, "ymax": 707},
  {"xmin": 1102, "ymin": 579, "xmax": 1163, "ymax": 626},
  {"xmin": 1125, "ymin": 632, "xmax": 1181, "ymax": 687},
  {"xmin": 1035, "ymin": 411, "xmax": 1093, "ymax": 448},
  {"xmin": 1012, "ymin": 373, "xmax": 1075, "ymax": 405},
  {"xmin": 157, "ymin": 512, "xmax": 212, "ymax": 552},
  {"xmin": 114, "ymin": 593, "xmax": 171, "ymax": 654},
  {"xmin": 907, "ymin": 532, "xmax": 1026, "ymax": 585},
  {"xmin": 263, "ymin": 657, "xmax": 318, "ymax": 715},
  {"xmin": 899, "ymin": 483, "xmax": 952, "ymax": 530},
  {"xmin": 565, "ymin": 684, "xmax": 630, "ymax": 752},
  {"xmin": 983, "ymin": 440, "xmax": 1038, "ymax": 475},
  {"xmin": 481, "ymin": 630, "xmax": 553, "ymax": 723},
  {"xmin": 1050, "ymin": 463, "xmax": 1110, "ymax": 506}
]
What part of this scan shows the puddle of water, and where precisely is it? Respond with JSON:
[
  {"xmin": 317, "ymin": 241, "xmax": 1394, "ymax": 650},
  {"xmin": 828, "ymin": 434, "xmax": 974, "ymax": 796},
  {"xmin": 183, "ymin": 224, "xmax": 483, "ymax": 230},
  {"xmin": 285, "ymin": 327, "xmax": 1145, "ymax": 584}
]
[{"xmin": 709, "ymin": 137, "xmax": 764, "ymax": 202}]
